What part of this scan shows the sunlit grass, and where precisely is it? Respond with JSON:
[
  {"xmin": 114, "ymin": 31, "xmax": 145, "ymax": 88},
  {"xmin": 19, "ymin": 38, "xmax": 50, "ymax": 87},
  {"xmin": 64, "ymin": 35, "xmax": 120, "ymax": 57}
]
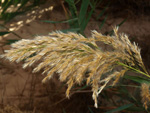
[{"xmin": 2, "ymin": 27, "xmax": 150, "ymax": 109}]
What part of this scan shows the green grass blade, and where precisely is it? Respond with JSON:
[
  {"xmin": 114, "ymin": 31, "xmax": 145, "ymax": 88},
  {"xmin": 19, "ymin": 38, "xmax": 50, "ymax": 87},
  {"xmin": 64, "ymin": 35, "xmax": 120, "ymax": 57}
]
[
  {"xmin": 0, "ymin": 31, "xmax": 10, "ymax": 36},
  {"xmin": 42, "ymin": 18, "xmax": 78, "ymax": 24},
  {"xmin": 2, "ymin": 11, "xmax": 25, "ymax": 23},
  {"xmin": 65, "ymin": 0, "xmax": 77, "ymax": 18},
  {"xmin": 96, "ymin": 0, "xmax": 104, "ymax": 6},
  {"xmin": 88, "ymin": 106, "xmax": 94, "ymax": 113},
  {"xmin": 96, "ymin": 5, "xmax": 108, "ymax": 20},
  {"xmin": 13, "ymin": 0, "xmax": 19, "ymax": 6},
  {"xmin": 117, "ymin": 85, "xmax": 139, "ymax": 104},
  {"xmin": 126, "ymin": 106, "xmax": 145, "ymax": 112},
  {"xmin": 118, "ymin": 62, "xmax": 150, "ymax": 78},
  {"xmin": 1, "ymin": 0, "xmax": 9, "ymax": 8},
  {"xmin": 89, "ymin": 0, "xmax": 99, "ymax": 9},
  {"xmin": 78, "ymin": 0, "xmax": 90, "ymax": 25},
  {"xmin": 80, "ymin": 0, "xmax": 97, "ymax": 33},
  {"xmin": 106, "ymin": 103, "xmax": 134, "ymax": 113},
  {"xmin": 89, "ymin": 0, "xmax": 94, "ymax": 9},
  {"xmin": 77, "ymin": 85, "xmax": 88, "ymax": 91},
  {"xmin": 5, "ymin": 39, "xmax": 19, "ymax": 45},
  {"xmin": 124, "ymin": 75, "xmax": 150, "ymax": 84},
  {"xmin": 17, "ymin": 0, "xmax": 29, "ymax": 11},
  {"xmin": 80, "ymin": 8, "xmax": 93, "ymax": 33},
  {"xmin": 118, "ymin": 18, "xmax": 127, "ymax": 27},
  {"xmin": 57, "ymin": 28, "xmax": 80, "ymax": 33},
  {"xmin": 99, "ymin": 15, "xmax": 107, "ymax": 30},
  {"xmin": 75, "ymin": 0, "xmax": 80, "ymax": 5},
  {"xmin": 62, "ymin": 108, "xmax": 66, "ymax": 113},
  {"xmin": 107, "ymin": 18, "xmax": 127, "ymax": 35},
  {"xmin": 1, "ymin": 0, "xmax": 12, "ymax": 14},
  {"xmin": 65, "ymin": 0, "xmax": 79, "ymax": 28}
]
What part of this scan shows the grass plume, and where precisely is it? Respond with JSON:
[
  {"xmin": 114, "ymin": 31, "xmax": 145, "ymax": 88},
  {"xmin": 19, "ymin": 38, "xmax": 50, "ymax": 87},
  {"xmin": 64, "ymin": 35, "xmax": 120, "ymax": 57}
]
[
  {"xmin": 1, "ymin": 27, "xmax": 150, "ymax": 108},
  {"xmin": 141, "ymin": 83, "xmax": 150, "ymax": 110}
]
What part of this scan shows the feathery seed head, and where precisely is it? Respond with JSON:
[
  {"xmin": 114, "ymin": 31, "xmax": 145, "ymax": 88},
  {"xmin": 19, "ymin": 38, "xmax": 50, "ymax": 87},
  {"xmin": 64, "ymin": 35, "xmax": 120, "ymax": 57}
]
[
  {"xmin": 141, "ymin": 83, "xmax": 150, "ymax": 110},
  {"xmin": 2, "ymin": 28, "xmax": 148, "ymax": 108}
]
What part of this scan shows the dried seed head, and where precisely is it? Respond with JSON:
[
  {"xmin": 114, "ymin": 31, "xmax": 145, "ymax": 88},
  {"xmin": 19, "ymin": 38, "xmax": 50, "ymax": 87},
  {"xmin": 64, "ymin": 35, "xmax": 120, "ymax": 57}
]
[
  {"xmin": 2, "ymin": 28, "xmax": 147, "ymax": 108},
  {"xmin": 141, "ymin": 83, "xmax": 150, "ymax": 110}
]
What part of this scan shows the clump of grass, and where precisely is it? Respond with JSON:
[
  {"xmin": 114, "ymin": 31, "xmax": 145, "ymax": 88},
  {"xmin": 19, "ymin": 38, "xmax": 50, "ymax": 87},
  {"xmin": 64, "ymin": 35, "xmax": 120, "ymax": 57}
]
[{"xmin": 1, "ymin": 27, "xmax": 150, "ymax": 108}]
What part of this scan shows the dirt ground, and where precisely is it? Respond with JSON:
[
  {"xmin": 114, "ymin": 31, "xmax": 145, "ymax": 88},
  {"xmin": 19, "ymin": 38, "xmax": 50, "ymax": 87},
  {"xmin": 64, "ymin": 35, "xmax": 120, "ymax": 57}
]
[{"xmin": 0, "ymin": 1, "xmax": 150, "ymax": 113}]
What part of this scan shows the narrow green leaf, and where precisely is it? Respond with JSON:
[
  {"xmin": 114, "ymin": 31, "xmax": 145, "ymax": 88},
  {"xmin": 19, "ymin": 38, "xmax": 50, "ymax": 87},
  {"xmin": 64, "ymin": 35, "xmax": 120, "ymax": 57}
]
[
  {"xmin": 17, "ymin": 0, "xmax": 29, "ymax": 11},
  {"xmin": 96, "ymin": 5, "xmax": 108, "ymax": 20},
  {"xmin": 107, "ymin": 18, "xmax": 127, "ymax": 35},
  {"xmin": 1, "ymin": 0, "xmax": 9, "ymax": 8},
  {"xmin": 65, "ymin": 0, "xmax": 77, "ymax": 18},
  {"xmin": 62, "ymin": 108, "xmax": 66, "ymax": 113},
  {"xmin": 80, "ymin": 0, "xmax": 97, "ymax": 33},
  {"xmin": 89, "ymin": 0, "xmax": 99, "ymax": 9},
  {"xmin": 99, "ymin": 15, "xmax": 107, "ymax": 30},
  {"xmin": 5, "ymin": 39, "xmax": 19, "ymax": 45},
  {"xmin": 126, "ymin": 106, "xmax": 145, "ymax": 112},
  {"xmin": 65, "ymin": 0, "xmax": 79, "ymax": 29},
  {"xmin": 0, "ymin": 31, "xmax": 10, "ymax": 36},
  {"xmin": 77, "ymin": 85, "xmax": 88, "ymax": 91},
  {"xmin": 118, "ymin": 62, "xmax": 150, "ymax": 78},
  {"xmin": 89, "ymin": 0, "xmax": 94, "ymax": 9},
  {"xmin": 78, "ymin": 0, "xmax": 90, "ymax": 25},
  {"xmin": 55, "ymin": 28, "xmax": 80, "ymax": 33},
  {"xmin": 42, "ymin": 18, "xmax": 78, "ymax": 24},
  {"xmin": 2, "ymin": 12, "xmax": 25, "ymax": 23},
  {"xmin": 106, "ymin": 103, "xmax": 134, "ymax": 113},
  {"xmin": 1, "ymin": 0, "xmax": 13, "ymax": 14},
  {"xmin": 96, "ymin": 0, "xmax": 104, "ymax": 7},
  {"xmin": 14, "ymin": 0, "xmax": 20, "ymax": 6},
  {"xmin": 88, "ymin": 106, "xmax": 94, "ymax": 113},
  {"xmin": 118, "ymin": 18, "xmax": 127, "ymax": 27},
  {"xmin": 80, "ymin": 3, "xmax": 95, "ymax": 33},
  {"xmin": 124, "ymin": 75, "xmax": 150, "ymax": 84},
  {"xmin": 117, "ymin": 86, "xmax": 139, "ymax": 104},
  {"xmin": 75, "ymin": 0, "xmax": 80, "ymax": 5},
  {"xmin": 65, "ymin": 0, "xmax": 74, "ymax": 5}
]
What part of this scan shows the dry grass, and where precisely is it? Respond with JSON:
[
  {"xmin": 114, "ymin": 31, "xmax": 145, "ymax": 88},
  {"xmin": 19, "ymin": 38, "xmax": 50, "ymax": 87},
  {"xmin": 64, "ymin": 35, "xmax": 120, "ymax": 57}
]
[{"xmin": 1, "ymin": 27, "xmax": 149, "ymax": 108}]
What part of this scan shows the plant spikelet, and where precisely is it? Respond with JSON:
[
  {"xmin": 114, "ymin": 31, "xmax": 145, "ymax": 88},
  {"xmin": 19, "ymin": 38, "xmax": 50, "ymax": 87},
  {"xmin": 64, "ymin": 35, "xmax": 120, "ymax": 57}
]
[
  {"xmin": 2, "ymin": 28, "xmax": 148, "ymax": 108},
  {"xmin": 141, "ymin": 83, "xmax": 150, "ymax": 110}
]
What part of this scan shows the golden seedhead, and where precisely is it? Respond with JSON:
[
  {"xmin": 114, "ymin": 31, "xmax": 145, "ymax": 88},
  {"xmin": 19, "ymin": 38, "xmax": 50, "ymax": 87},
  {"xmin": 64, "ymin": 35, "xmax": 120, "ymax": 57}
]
[
  {"xmin": 141, "ymin": 83, "xmax": 150, "ymax": 110},
  {"xmin": 1, "ymin": 28, "xmax": 148, "ymax": 108}
]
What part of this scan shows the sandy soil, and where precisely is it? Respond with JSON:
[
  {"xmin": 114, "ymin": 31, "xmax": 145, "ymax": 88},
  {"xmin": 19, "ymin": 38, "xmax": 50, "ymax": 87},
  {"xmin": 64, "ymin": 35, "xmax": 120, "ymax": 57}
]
[{"xmin": 0, "ymin": 1, "xmax": 150, "ymax": 113}]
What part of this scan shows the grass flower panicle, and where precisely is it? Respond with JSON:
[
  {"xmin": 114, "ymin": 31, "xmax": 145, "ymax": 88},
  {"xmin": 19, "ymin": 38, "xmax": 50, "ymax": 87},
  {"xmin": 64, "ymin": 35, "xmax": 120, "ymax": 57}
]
[
  {"xmin": 1, "ymin": 28, "xmax": 149, "ymax": 108},
  {"xmin": 141, "ymin": 83, "xmax": 150, "ymax": 110}
]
